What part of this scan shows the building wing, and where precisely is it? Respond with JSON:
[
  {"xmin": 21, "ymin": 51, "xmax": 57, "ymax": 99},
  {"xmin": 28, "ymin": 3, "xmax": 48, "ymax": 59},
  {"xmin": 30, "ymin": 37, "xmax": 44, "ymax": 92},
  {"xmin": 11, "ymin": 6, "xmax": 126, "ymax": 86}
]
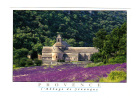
[{"xmin": 64, "ymin": 47, "xmax": 98, "ymax": 53}]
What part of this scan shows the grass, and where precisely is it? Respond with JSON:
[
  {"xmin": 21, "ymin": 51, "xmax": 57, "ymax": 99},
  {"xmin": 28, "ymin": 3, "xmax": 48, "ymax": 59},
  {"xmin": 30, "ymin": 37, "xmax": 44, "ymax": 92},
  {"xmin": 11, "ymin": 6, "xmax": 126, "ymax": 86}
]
[
  {"xmin": 85, "ymin": 62, "xmax": 121, "ymax": 68},
  {"xmin": 99, "ymin": 70, "xmax": 126, "ymax": 82},
  {"xmin": 13, "ymin": 64, "xmax": 22, "ymax": 70},
  {"xmin": 13, "ymin": 64, "xmax": 16, "ymax": 68},
  {"xmin": 13, "ymin": 66, "xmax": 23, "ymax": 70},
  {"xmin": 13, "ymin": 64, "xmax": 41, "ymax": 70},
  {"xmin": 70, "ymin": 61, "xmax": 85, "ymax": 62},
  {"xmin": 85, "ymin": 80, "xmax": 95, "ymax": 82},
  {"xmin": 85, "ymin": 70, "xmax": 126, "ymax": 82},
  {"xmin": 85, "ymin": 62, "xmax": 104, "ymax": 67}
]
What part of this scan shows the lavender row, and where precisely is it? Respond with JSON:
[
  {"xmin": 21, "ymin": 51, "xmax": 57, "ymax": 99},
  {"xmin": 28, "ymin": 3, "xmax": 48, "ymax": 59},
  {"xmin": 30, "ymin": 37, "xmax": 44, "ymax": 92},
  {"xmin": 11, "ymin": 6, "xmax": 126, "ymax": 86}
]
[{"xmin": 13, "ymin": 63, "xmax": 126, "ymax": 82}]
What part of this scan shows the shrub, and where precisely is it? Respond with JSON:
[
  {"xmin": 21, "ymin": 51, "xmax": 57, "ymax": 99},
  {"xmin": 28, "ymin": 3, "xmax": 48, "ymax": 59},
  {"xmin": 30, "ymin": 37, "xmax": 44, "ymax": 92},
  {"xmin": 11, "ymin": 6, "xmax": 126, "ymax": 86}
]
[
  {"xmin": 108, "ymin": 56, "xmax": 126, "ymax": 63},
  {"xmin": 19, "ymin": 57, "xmax": 27, "ymax": 67},
  {"xmin": 60, "ymin": 60, "xmax": 65, "ymax": 62},
  {"xmin": 13, "ymin": 58, "xmax": 20, "ymax": 66},
  {"xmin": 57, "ymin": 59, "xmax": 65, "ymax": 62},
  {"xmin": 26, "ymin": 59, "xmax": 34, "ymax": 67},
  {"xmin": 99, "ymin": 70, "xmax": 126, "ymax": 82},
  {"xmin": 86, "ymin": 62, "xmax": 104, "ymax": 67},
  {"xmin": 13, "ymin": 64, "xmax": 16, "ymax": 68},
  {"xmin": 90, "ymin": 53, "xmax": 103, "ymax": 63},
  {"xmin": 34, "ymin": 58, "xmax": 42, "ymax": 66}
]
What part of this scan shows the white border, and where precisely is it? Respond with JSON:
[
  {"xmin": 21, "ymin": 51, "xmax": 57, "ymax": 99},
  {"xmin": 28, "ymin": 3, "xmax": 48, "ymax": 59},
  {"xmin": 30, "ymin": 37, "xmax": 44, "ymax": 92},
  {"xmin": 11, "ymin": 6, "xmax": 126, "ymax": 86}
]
[{"xmin": 1, "ymin": 0, "xmax": 136, "ymax": 100}]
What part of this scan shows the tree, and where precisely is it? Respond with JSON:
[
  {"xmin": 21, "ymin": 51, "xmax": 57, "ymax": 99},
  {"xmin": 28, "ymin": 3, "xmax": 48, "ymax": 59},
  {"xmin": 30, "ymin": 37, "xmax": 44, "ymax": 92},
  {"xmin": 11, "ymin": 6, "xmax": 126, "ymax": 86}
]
[
  {"xmin": 79, "ymin": 41, "xmax": 84, "ymax": 47},
  {"xmin": 44, "ymin": 37, "xmax": 55, "ymax": 46},
  {"xmin": 32, "ymin": 43, "xmax": 43, "ymax": 54},
  {"xmin": 118, "ymin": 33, "xmax": 126, "ymax": 56},
  {"xmin": 13, "ymin": 10, "xmax": 127, "ymax": 66},
  {"xmin": 66, "ymin": 38, "xmax": 77, "ymax": 47},
  {"xmin": 93, "ymin": 29, "xmax": 107, "ymax": 50},
  {"xmin": 91, "ymin": 22, "xmax": 127, "ymax": 63},
  {"xmin": 13, "ymin": 48, "xmax": 29, "ymax": 59}
]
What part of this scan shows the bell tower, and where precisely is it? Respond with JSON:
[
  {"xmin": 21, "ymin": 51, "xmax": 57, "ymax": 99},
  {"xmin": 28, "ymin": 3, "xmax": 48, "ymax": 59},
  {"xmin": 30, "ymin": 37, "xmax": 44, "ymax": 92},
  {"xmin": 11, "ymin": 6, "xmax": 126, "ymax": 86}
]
[{"xmin": 56, "ymin": 34, "xmax": 62, "ymax": 42}]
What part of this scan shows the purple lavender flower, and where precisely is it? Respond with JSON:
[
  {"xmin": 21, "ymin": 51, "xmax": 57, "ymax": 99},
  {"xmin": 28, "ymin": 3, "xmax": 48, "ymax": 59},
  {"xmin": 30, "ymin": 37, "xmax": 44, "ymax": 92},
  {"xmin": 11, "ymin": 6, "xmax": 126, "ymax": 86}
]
[{"xmin": 13, "ymin": 63, "xmax": 126, "ymax": 82}]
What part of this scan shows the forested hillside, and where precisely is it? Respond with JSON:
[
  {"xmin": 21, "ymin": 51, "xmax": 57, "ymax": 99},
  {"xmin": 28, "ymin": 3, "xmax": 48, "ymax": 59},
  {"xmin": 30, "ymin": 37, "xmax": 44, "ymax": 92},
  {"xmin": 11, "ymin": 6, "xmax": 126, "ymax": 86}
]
[{"xmin": 13, "ymin": 10, "xmax": 127, "ymax": 66}]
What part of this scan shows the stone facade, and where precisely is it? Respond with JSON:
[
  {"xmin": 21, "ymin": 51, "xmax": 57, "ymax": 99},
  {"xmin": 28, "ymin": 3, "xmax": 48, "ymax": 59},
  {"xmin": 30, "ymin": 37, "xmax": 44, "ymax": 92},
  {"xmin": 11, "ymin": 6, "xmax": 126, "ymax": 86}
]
[{"xmin": 42, "ymin": 34, "xmax": 98, "ymax": 64}]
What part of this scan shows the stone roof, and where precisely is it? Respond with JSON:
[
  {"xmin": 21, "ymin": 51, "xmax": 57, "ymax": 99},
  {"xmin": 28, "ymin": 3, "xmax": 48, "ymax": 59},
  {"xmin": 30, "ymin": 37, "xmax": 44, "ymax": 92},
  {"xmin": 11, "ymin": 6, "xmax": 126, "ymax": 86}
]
[
  {"xmin": 42, "ymin": 53, "xmax": 52, "ymax": 57},
  {"xmin": 52, "ymin": 47, "xmax": 63, "ymax": 53},
  {"xmin": 64, "ymin": 47, "xmax": 98, "ymax": 53},
  {"xmin": 42, "ymin": 47, "xmax": 52, "ymax": 53},
  {"xmin": 62, "ymin": 41, "xmax": 71, "ymax": 47},
  {"xmin": 42, "ymin": 46, "xmax": 98, "ymax": 53},
  {"xmin": 53, "ymin": 41, "xmax": 70, "ymax": 47},
  {"xmin": 53, "ymin": 42, "xmax": 64, "ymax": 47}
]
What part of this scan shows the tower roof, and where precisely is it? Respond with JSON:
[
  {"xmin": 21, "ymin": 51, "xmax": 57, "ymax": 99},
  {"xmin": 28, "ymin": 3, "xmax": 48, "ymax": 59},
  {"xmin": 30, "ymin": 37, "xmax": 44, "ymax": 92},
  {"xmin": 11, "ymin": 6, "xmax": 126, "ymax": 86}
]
[
  {"xmin": 53, "ymin": 42, "xmax": 64, "ymax": 47},
  {"xmin": 52, "ymin": 47, "xmax": 63, "ymax": 53},
  {"xmin": 57, "ymin": 34, "xmax": 61, "ymax": 38},
  {"xmin": 62, "ymin": 41, "xmax": 71, "ymax": 47}
]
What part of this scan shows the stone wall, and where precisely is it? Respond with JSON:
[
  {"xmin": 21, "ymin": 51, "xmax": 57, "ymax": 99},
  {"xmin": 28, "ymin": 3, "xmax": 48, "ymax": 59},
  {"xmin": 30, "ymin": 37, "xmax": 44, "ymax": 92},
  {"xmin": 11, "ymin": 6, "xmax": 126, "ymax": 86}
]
[
  {"xmin": 38, "ymin": 54, "xmax": 42, "ymax": 60},
  {"xmin": 64, "ymin": 53, "xmax": 78, "ymax": 61},
  {"xmin": 42, "ymin": 61, "xmax": 92, "ymax": 65}
]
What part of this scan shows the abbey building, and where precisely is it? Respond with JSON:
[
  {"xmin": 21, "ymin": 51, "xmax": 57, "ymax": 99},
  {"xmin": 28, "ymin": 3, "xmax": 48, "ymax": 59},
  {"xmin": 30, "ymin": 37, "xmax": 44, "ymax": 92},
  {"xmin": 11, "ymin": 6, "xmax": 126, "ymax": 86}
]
[{"xmin": 42, "ymin": 34, "xmax": 98, "ymax": 64}]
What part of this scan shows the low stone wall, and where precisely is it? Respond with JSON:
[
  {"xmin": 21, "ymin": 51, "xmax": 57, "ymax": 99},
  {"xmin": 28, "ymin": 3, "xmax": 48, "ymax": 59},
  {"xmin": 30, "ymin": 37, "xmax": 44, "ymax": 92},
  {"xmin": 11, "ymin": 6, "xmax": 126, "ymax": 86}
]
[
  {"xmin": 71, "ymin": 61, "xmax": 92, "ymax": 64},
  {"xmin": 42, "ymin": 61, "xmax": 92, "ymax": 65}
]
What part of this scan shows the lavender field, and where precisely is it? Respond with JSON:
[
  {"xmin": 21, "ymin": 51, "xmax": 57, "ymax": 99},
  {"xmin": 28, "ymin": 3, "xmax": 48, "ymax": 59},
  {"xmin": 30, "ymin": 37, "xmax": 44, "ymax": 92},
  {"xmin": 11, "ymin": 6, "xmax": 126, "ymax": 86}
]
[{"xmin": 13, "ymin": 63, "xmax": 126, "ymax": 82}]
